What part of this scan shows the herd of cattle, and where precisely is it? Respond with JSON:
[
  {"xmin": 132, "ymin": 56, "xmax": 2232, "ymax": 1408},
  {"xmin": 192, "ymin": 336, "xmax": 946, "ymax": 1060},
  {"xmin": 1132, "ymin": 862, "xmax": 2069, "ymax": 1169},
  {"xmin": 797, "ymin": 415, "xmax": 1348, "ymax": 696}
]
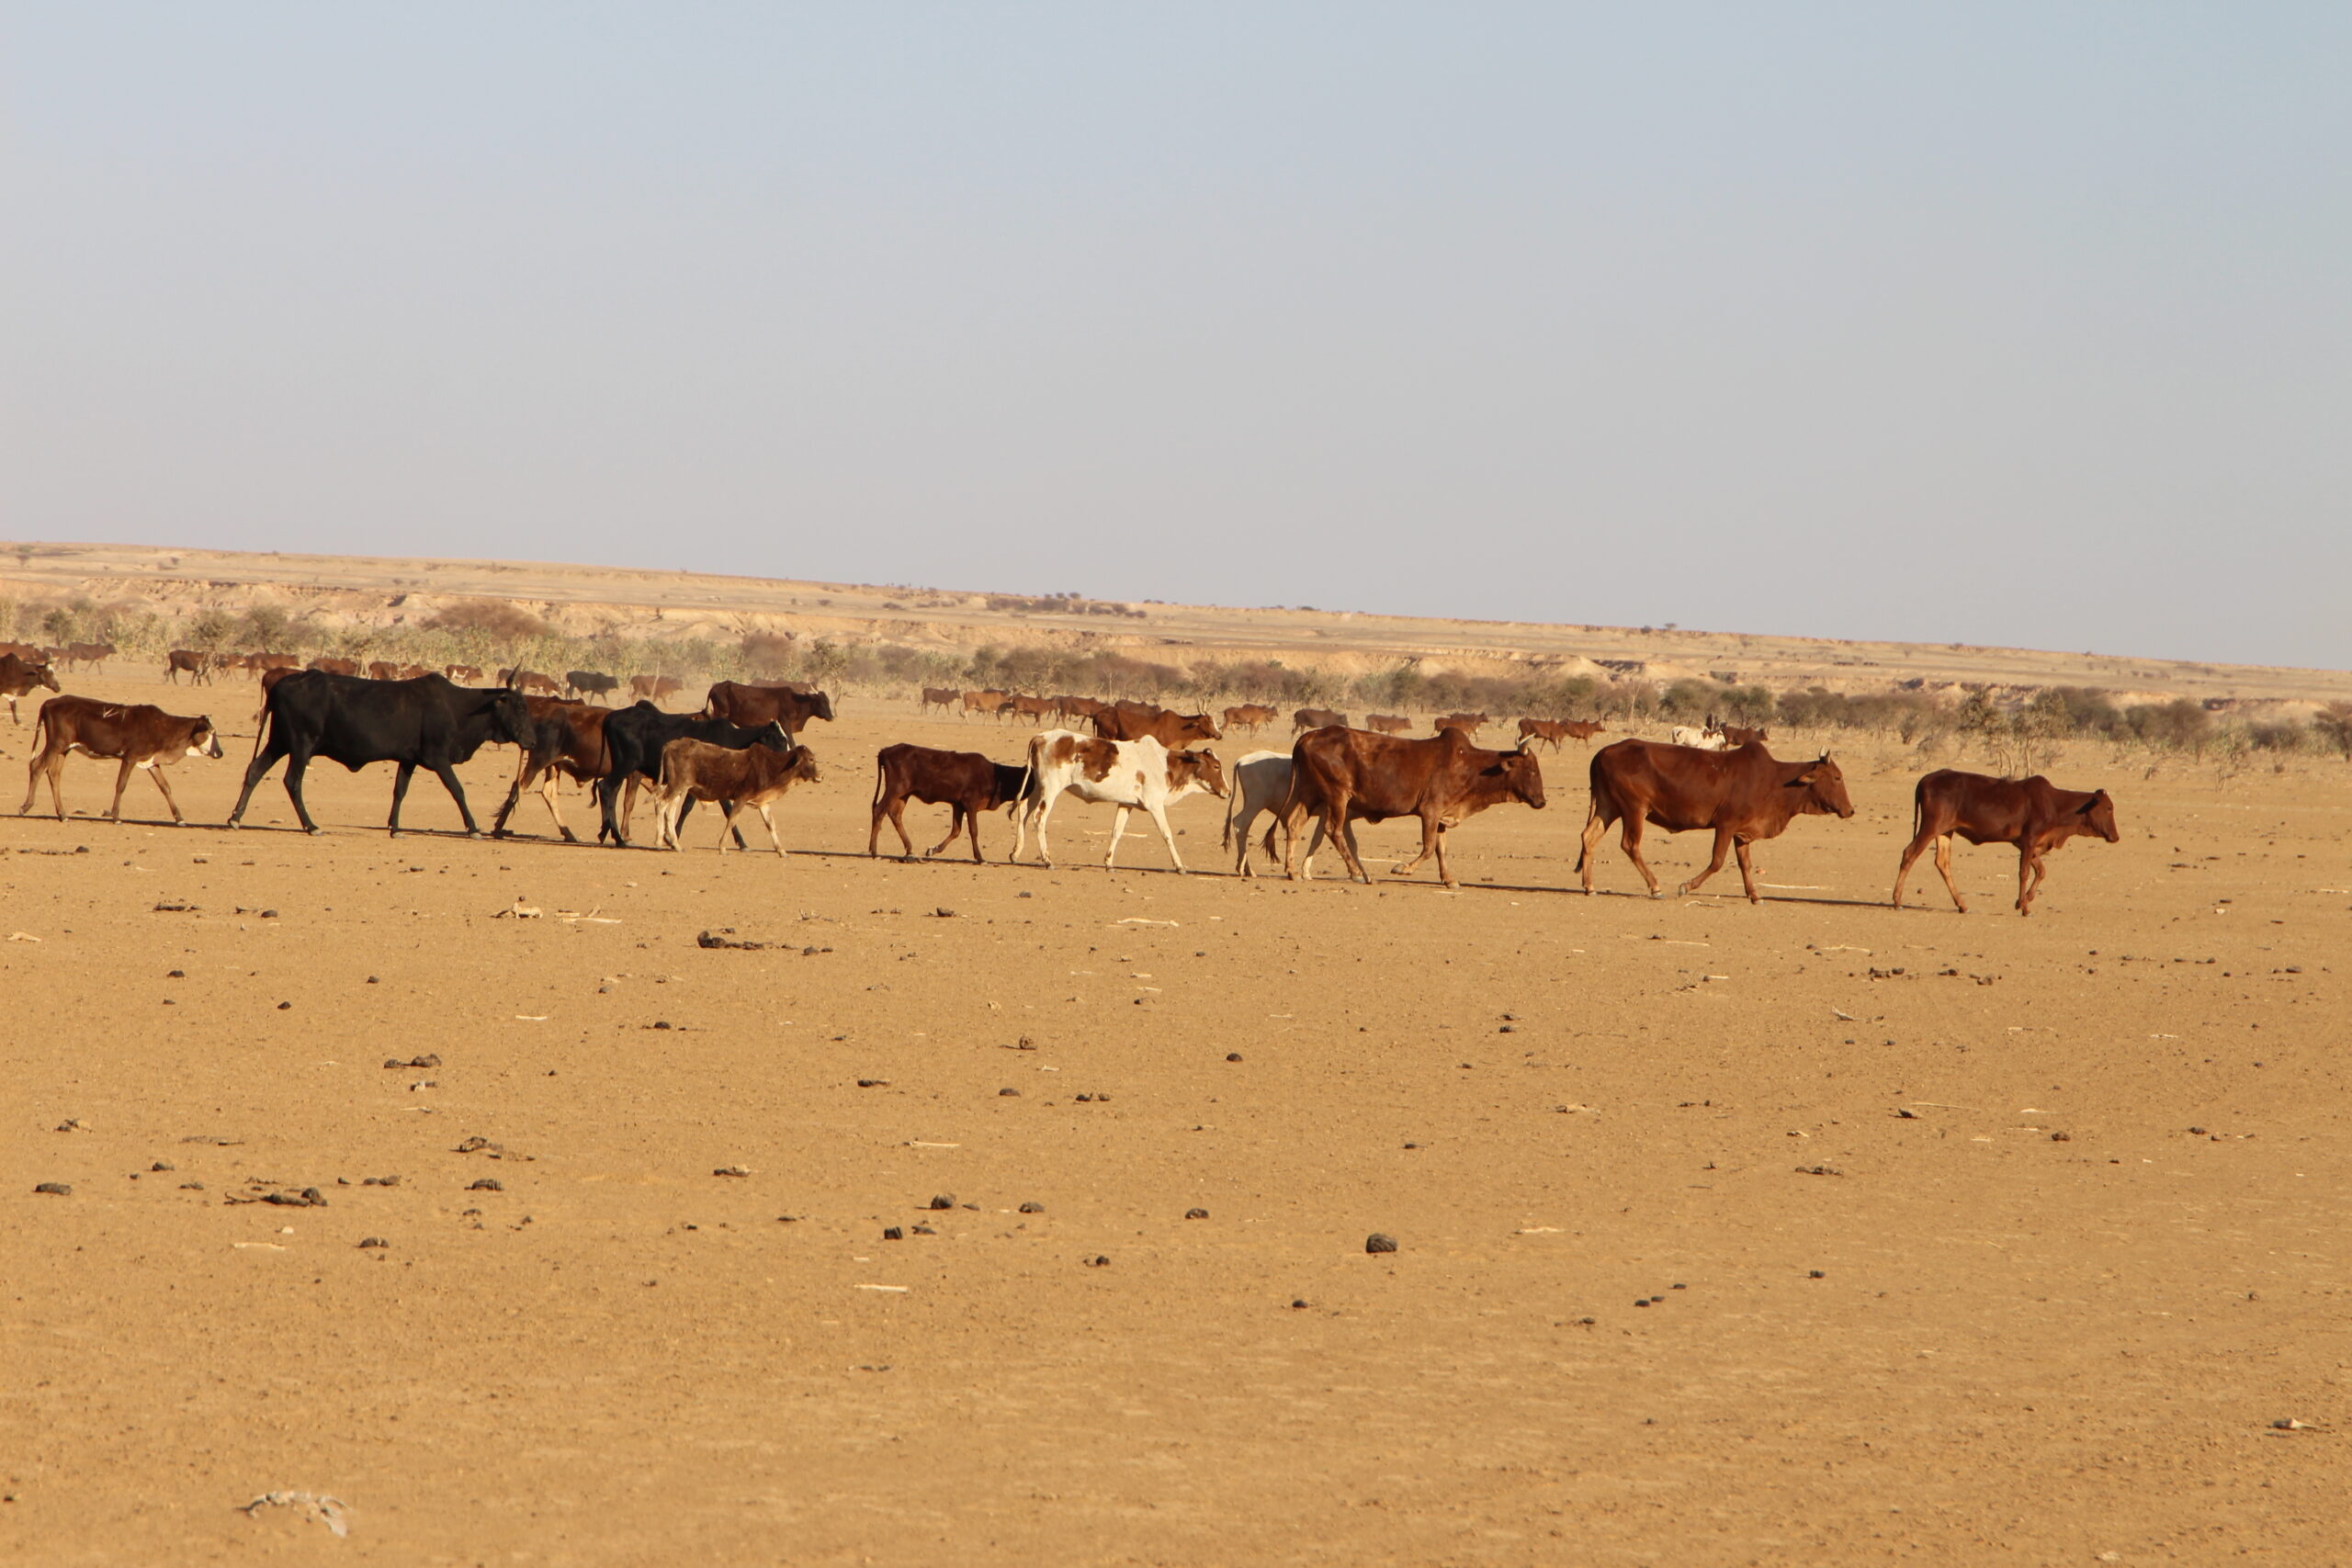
[{"xmin": 0, "ymin": 655, "xmax": 2121, "ymax": 914}]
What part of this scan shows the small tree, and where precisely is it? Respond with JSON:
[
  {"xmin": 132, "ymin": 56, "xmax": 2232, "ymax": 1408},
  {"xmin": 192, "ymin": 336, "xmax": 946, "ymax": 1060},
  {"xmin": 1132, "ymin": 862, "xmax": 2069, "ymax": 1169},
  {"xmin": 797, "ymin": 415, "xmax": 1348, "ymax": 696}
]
[{"xmin": 2313, "ymin": 703, "xmax": 2352, "ymax": 761}]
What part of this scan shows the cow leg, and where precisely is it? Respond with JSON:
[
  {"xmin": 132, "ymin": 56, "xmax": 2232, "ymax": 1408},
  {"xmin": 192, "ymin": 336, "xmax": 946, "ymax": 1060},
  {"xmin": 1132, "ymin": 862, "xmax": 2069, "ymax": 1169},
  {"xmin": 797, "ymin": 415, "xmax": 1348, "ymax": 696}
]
[
  {"xmin": 1104, "ymin": 805, "xmax": 1130, "ymax": 869},
  {"xmin": 1141, "ymin": 802, "xmax": 1187, "ymax": 874},
  {"xmin": 1616, "ymin": 817, "xmax": 1662, "ymax": 897},
  {"xmin": 1231, "ymin": 804, "xmax": 1257, "ymax": 877},
  {"xmin": 758, "ymin": 803, "xmax": 786, "ymax": 858},
  {"xmin": 1393, "ymin": 815, "xmax": 1443, "ymax": 883},
  {"xmin": 921, "ymin": 805, "xmax": 964, "ymax": 861},
  {"xmin": 431, "ymin": 761, "xmax": 481, "ymax": 836},
  {"xmin": 1679, "ymin": 828, "xmax": 1736, "ymax": 896},
  {"xmin": 490, "ymin": 761, "xmax": 529, "ymax": 838},
  {"xmin": 1577, "ymin": 806, "xmax": 1611, "ymax": 894},
  {"xmin": 227, "ymin": 733, "xmax": 292, "ymax": 829},
  {"xmin": 1732, "ymin": 837, "xmax": 1761, "ymax": 904},
  {"xmin": 386, "ymin": 761, "xmax": 417, "ymax": 835},
  {"xmin": 148, "ymin": 764, "xmax": 187, "ymax": 824},
  {"xmin": 1892, "ymin": 828, "xmax": 1937, "ymax": 908},
  {"xmin": 2017, "ymin": 844, "xmax": 2039, "ymax": 915},
  {"xmin": 108, "ymin": 757, "xmax": 135, "ymax": 819},
  {"xmin": 539, "ymin": 771, "xmax": 578, "ymax": 843},
  {"xmin": 1933, "ymin": 835, "xmax": 1968, "ymax": 913},
  {"xmin": 280, "ymin": 750, "xmax": 322, "ymax": 834},
  {"xmin": 1325, "ymin": 795, "xmax": 1371, "ymax": 884}
]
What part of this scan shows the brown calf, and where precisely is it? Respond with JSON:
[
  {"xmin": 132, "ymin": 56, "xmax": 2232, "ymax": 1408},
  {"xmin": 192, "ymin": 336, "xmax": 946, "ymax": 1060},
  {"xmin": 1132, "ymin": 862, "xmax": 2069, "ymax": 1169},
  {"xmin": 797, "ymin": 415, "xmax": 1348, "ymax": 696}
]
[
  {"xmin": 1222, "ymin": 704, "xmax": 1277, "ymax": 733},
  {"xmin": 1093, "ymin": 705, "xmax": 1222, "ymax": 747},
  {"xmin": 921, "ymin": 686, "xmax": 962, "ymax": 712},
  {"xmin": 1578, "ymin": 739, "xmax": 1853, "ymax": 903},
  {"xmin": 309, "ymin": 657, "xmax": 360, "ymax": 677},
  {"xmin": 19, "ymin": 696, "xmax": 223, "ymax": 823},
  {"xmin": 164, "ymin": 649, "xmax": 211, "ymax": 684},
  {"xmin": 1894, "ymin": 770, "xmax": 2119, "ymax": 916},
  {"xmin": 628, "ymin": 673, "xmax": 686, "ymax": 704},
  {"xmin": 653, "ymin": 738, "xmax": 822, "ymax": 856},
  {"xmin": 868, "ymin": 743, "xmax": 1030, "ymax": 862},
  {"xmin": 1434, "ymin": 712, "xmax": 1489, "ymax": 736},
  {"xmin": 1365, "ymin": 714, "xmax": 1412, "ymax": 735},
  {"xmin": 1292, "ymin": 706, "xmax": 1350, "ymax": 731}
]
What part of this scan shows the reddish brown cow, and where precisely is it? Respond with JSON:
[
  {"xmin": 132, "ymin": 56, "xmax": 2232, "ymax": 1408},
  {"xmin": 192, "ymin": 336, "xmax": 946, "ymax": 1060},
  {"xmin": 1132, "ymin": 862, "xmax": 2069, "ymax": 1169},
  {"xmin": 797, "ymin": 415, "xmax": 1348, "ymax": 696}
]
[
  {"xmin": 628, "ymin": 673, "xmax": 686, "ymax": 704},
  {"xmin": 249, "ymin": 652, "xmax": 300, "ymax": 676},
  {"xmin": 492, "ymin": 696, "xmax": 620, "ymax": 842},
  {"xmin": 164, "ymin": 649, "xmax": 210, "ymax": 684},
  {"xmin": 962, "ymin": 689, "xmax": 1010, "ymax": 719},
  {"xmin": 1434, "ymin": 712, "xmax": 1489, "ymax": 736},
  {"xmin": 19, "ymin": 696, "xmax": 223, "ymax": 823},
  {"xmin": 254, "ymin": 663, "xmax": 300, "ymax": 720},
  {"xmin": 1518, "ymin": 718, "xmax": 1602, "ymax": 749},
  {"xmin": 1365, "ymin": 714, "xmax": 1412, "ymax": 735},
  {"xmin": 62, "ymin": 642, "xmax": 117, "ymax": 671},
  {"xmin": 1894, "ymin": 770, "xmax": 2119, "ymax": 916},
  {"xmin": 1006, "ymin": 694, "xmax": 1054, "ymax": 726},
  {"xmin": 868, "ymin": 743, "xmax": 1031, "ymax": 862},
  {"xmin": 0, "ymin": 640, "xmax": 42, "ymax": 662},
  {"xmin": 1578, "ymin": 739, "xmax": 1853, "ymax": 903},
  {"xmin": 920, "ymin": 686, "xmax": 961, "ymax": 712},
  {"xmin": 1222, "ymin": 704, "xmax": 1277, "ymax": 733},
  {"xmin": 510, "ymin": 671, "xmax": 562, "ymax": 697},
  {"xmin": 1092, "ymin": 705, "xmax": 1221, "ymax": 747},
  {"xmin": 1051, "ymin": 694, "xmax": 1106, "ymax": 722},
  {"xmin": 704, "ymin": 681, "xmax": 835, "ymax": 735},
  {"xmin": 1719, "ymin": 723, "xmax": 1770, "ymax": 746},
  {"xmin": 652, "ymin": 738, "xmax": 822, "ymax": 857},
  {"xmin": 309, "ymin": 657, "xmax": 360, "ymax": 677},
  {"xmin": 1279, "ymin": 726, "xmax": 1545, "ymax": 887},
  {"xmin": 2, "ymin": 653, "xmax": 62, "ymax": 724},
  {"xmin": 366, "ymin": 660, "xmax": 401, "ymax": 681},
  {"xmin": 1292, "ymin": 707, "xmax": 1350, "ymax": 731}
]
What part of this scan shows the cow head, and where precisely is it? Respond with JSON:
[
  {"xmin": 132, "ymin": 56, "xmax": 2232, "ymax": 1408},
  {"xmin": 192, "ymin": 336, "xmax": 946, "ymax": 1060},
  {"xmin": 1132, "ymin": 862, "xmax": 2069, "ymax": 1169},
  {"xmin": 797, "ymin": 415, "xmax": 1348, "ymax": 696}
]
[
  {"xmin": 1792, "ymin": 755, "xmax": 1854, "ymax": 818},
  {"xmin": 486, "ymin": 689, "xmax": 534, "ymax": 749},
  {"xmin": 188, "ymin": 719, "xmax": 224, "ymax": 760},
  {"xmin": 808, "ymin": 691, "xmax": 836, "ymax": 722},
  {"xmin": 1171, "ymin": 749, "xmax": 1227, "ymax": 798},
  {"xmin": 758, "ymin": 719, "xmax": 795, "ymax": 751},
  {"xmin": 2082, "ymin": 788, "xmax": 2119, "ymax": 842},
  {"xmin": 783, "ymin": 746, "xmax": 821, "ymax": 784},
  {"xmin": 1181, "ymin": 714, "xmax": 1222, "ymax": 742},
  {"xmin": 31, "ymin": 663, "xmax": 60, "ymax": 694},
  {"xmin": 1496, "ymin": 745, "xmax": 1546, "ymax": 809}
]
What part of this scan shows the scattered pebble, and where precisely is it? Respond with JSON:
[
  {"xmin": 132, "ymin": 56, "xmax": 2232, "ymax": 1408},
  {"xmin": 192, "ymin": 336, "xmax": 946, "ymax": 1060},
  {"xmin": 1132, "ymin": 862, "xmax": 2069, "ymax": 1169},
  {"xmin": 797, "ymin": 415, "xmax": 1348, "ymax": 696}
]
[
  {"xmin": 929, "ymin": 1194, "xmax": 956, "ymax": 1210},
  {"xmin": 2051, "ymin": 1131, "xmax": 2072, "ymax": 1142},
  {"xmin": 910, "ymin": 1223, "xmax": 935, "ymax": 1235},
  {"xmin": 1365, "ymin": 1233, "xmax": 1397, "ymax": 1255},
  {"xmin": 1290, "ymin": 1298, "xmax": 1309, "ymax": 1309},
  {"xmin": 1184, "ymin": 1207, "xmax": 1209, "ymax": 1220},
  {"xmin": 357, "ymin": 1236, "xmax": 388, "ymax": 1249},
  {"xmin": 882, "ymin": 1226, "xmax": 903, "ymax": 1240},
  {"xmin": 150, "ymin": 1161, "xmax": 174, "ymax": 1172},
  {"xmin": 998, "ymin": 1087, "xmax": 1020, "ymax": 1097},
  {"xmin": 277, "ymin": 1001, "xmax": 291, "ymax": 1010},
  {"xmin": 713, "ymin": 1166, "xmax": 750, "ymax": 1178},
  {"xmin": 1085, "ymin": 1254, "xmax": 1109, "ymax": 1268},
  {"xmin": 1225, "ymin": 1052, "xmax": 1243, "ymax": 1063},
  {"xmin": 1808, "ymin": 1269, "xmax": 1826, "ymax": 1279},
  {"xmin": 856, "ymin": 1078, "xmax": 887, "ymax": 1089},
  {"xmin": 33, "ymin": 1182, "xmax": 70, "ymax": 1197},
  {"xmin": 468, "ymin": 1178, "xmax": 503, "ymax": 1192},
  {"xmin": 1018, "ymin": 1201, "xmax": 1044, "ymax": 1213}
]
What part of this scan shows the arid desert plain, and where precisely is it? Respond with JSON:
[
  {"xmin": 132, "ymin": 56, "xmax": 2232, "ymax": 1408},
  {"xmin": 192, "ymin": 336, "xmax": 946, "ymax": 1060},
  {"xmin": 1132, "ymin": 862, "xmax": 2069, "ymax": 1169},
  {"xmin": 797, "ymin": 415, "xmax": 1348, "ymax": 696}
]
[{"xmin": 5, "ymin": 575, "xmax": 2350, "ymax": 1567}]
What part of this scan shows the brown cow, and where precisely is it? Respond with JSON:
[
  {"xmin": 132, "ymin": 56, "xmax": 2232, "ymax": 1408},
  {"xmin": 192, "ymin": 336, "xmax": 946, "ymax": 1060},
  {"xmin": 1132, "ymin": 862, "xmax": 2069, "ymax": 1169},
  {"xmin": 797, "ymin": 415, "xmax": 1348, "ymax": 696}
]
[
  {"xmin": 628, "ymin": 673, "xmax": 687, "ymax": 704},
  {"xmin": 444, "ymin": 664, "xmax": 485, "ymax": 682},
  {"xmin": 1578, "ymin": 739, "xmax": 1853, "ymax": 903},
  {"xmin": 366, "ymin": 660, "xmax": 401, "ymax": 681},
  {"xmin": 254, "ymin": 663, "xmax": 300, "ymax": 721},
  {"xmin": 1051, "ymin": 694, "xmax": 1106, "ymax": 722},
  {"xmin": 19, "ymin": 696, "xmax": 223, "ymax": 823},
  {"xmin": 868, "ymin": 743, "xmax": 1030, "ymax": 862},
  {"xmin": 309, "ymin": 657, "xmax": 360, "ymax": 677},
  {"xmin": 1006, "ymin": 694, "xmax": 1054, "ymax": 726},
  {"xmin": 1365, "ymin": 714, "xmax": 1412, "ymax": 735},
  {"xmin": 509, "ymin": 671, "xmax": 562, "ymax": 697},
  {"xmin": 1894, "ymin": 770, "xmax": 2119, "ymax": 916},
  {"xmin": 1719, "ymin": 723, "xmax": 1770, "ymax": 746},
  {"xmin": 1222, "ymin": 704, "xmax": 1277, "ymax": 733},
  {"xmin": 962, "ymin": 689, "xmax": 1010, "ymax": 719},
  {"xmin": 1517, "ymin": 718, "xmax": 1602, "ymax": 750},
  {"xmin": 249, "ymin": 652, "xmax": 300, "ymax": 676},
  {"xmin": 704, "ymin": 680, "xmax": 835, "ymax": 735},
  {"xmin": 920, "ymin": 685, "xmax": 962, "ymax": 713},
  {"xmin": 1278, "ymin": 726, "xmax": 1545, "ymax": 887},
  {"xmin": 492, "ymin": 696, "xmax": 620, "ymax": 842},
  {"xmin": 652, "ymin": 738, "xmax": 821, "ymax": 856},
  {"xmin": 2, "ymin": 653, "xmax": 62, "ymax": 724},
  {"xmin": 1293, "ymin": 706, "xmax": 1350, "ymax": 731},
  {"xmin": 1434, "ymin": 712, "xmax": 1489, "ymax": 736},
  {"xmin": 164, "ymin": 649, "xmax": 210, "ymax": 684},
  {"xmin": 62, "ymin": 642, "xmax": 118, "ymax": 671},
  {"xmin": 0, "ymin": 640, "xmax": 42, "ymax": 662},
  {"xmin": 1093, "ymin": 705, "xmax": 1221, "ymax": 747}
]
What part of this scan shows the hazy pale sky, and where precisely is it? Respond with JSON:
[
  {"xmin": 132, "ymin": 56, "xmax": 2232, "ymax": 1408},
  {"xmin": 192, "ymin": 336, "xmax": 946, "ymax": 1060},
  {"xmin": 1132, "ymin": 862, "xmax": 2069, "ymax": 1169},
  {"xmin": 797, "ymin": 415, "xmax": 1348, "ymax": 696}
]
[{"xmin": 5, "ymin": 6, "xmax": 2346, "ymax": 668}]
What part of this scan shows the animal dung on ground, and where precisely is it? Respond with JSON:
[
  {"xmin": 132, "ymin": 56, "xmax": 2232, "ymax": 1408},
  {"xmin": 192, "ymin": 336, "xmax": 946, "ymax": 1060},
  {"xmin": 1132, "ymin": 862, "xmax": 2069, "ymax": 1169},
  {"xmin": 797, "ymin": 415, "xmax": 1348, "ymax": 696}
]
[
  {"xmin": 998, "ymin": 1087, "xmax": 1021, "ymax": 1097},
  {"xmin": 1019, "ymin": 1201, "xmax": 1044, "ymax": 1213},
  {"xmin": 1085, "ymin": 1254, "xmax": 1110, "ymax": 1267},
  {"xmin": 357, "ymin": 1236, "xmax": 388, "ymax": 1248},
  {"xmin": 33, "ymin": 1182, "xmax": 71, "ymax": 1196},
  {"xmin": 1364, "ymin": 1233, "xmax": 1398, "ymax": 1254},
  {"xmin": 713, "ymin": 1166, "xmax": 751, "ymax": 1178},
  {"xmin": 696, "ymin": 930, "xmax": 769, "ymax": 951},
  {"xmin": 383, "ymin": 1055, "xmax": 441, "ymax": 1069},
  {"xmin": 1184, "ymin": 1207, "xmax": 1209, "ymax": 1220},
  {"xmin": 883, "ymin": 1226, "xmax": 903, "ymax": 1240},
  {"xmin": 468, "ymin": 1178, "xmax": 503, "ymax": 1191},
  {"xmin": 1226, "ymin": 1052, "xmax": 1243, "ymax": 1063},
  {"xmin": 928, "ymin": 1194, "xmax": 956, "ymax": 1209}
]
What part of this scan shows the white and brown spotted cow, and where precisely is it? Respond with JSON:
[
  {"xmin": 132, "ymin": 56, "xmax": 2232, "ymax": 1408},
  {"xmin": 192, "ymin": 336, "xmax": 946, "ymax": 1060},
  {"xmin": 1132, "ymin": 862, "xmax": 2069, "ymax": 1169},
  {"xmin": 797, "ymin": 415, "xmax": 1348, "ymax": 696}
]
[
  {"xmin": 1008, "ymin": 729, "xmax": 1226, "ymax": 873},
  {"xmin": 19, "ymin": 695, "xmax": 224, "ymax": 824}
]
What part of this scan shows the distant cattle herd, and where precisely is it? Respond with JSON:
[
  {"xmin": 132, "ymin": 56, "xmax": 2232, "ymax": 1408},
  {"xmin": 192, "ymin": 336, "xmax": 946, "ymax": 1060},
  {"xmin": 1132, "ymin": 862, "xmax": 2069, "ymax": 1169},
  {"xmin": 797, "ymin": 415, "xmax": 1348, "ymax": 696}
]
[{"xmin": 0, "ymin": 654, "xmax": 2120, "ymax": 914}]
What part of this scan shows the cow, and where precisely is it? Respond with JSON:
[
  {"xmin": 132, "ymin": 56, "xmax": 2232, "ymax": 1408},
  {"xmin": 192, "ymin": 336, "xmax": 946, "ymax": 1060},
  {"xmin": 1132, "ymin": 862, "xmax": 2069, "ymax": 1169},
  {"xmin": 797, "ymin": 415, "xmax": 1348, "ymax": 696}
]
[
  {"xmin": 628, "ymin": 673, "xmax": 686, "ymax": 704},
  {"xmin": 309, "ymin": 657, "xmax": 360, "ymax": 677},
  {"xmin": 227, "ymin": 671, "xmax": 531, "ymax": 837},
  {"xmin": 249, "ymin": 653, "xmax": 300, "ymax": 676},
  {"xmin": 1051, "ymin": 694, "xmax": 1106, "ymax": 722},
  {"xmin": 491, "ymin": 696, "xmax": 619, "ymax": 842},
  {"xmin": 254, "ymin": 663, "xmax": 300, "ymax": 720},
  {"xmin": 0, "ymin": 640, "xmax": 41, "ymax": 662},
  {"xmin": 566, "ymin": 670, "xmax": 620, "ymax": 703},
  {"xmin": 1, "ymin": 653, "xmax": 61, "ymax": 724},
  {"xmin": 962, "ymin": 690, "xmax": 1010, "ymax": 719},
  {"xmin": 366, "ymin": 660, "xmax": 401, "ymax": 681},
  {"xmin": 868, "ymin": 744, "xmax": 1031, "ymax": 863},
  {"xmin": 444, "ymin": 664, "xmax": 485, "ymax": 683},
  {"xmin": 1008, "ymin": 729, "xmax": 1227, "ymax": 872},
  {"xmin": 62, "ymin": 642, "xmax": 117, "ymax": 671},
  {"xmin": 1366, "ymin": 714, "xmax": 1413, "ymax": 735},
  {"xmin": 19, "ymin": 696, "xmax": 223, "ymax": 824},
  {"xmin": 1006, "ymin": 694, "xmax": 1054, "ymax": 726},
  {"xmin": 1719, "ymin": 723, "xmax": 1770, "ymax": 747},
  {"xmin": 1669, "ymin": 725, "xmax": 1730, "ymax": 750},
  {"xmin": 398, "ymin": 663, "xmax": 432, "ymax": 681},
  {"xmin": 1577, "ymin": 739, "xmax": 1853, "ymax": 903},
  {"xmin": 1894, "ymin": 770, "xmax": 2120, "ymax": 916},
  {"xmin": 1092, "ymin": 705, "xmax": 1221, "ymax": 747},
  {"xmin": 1222, "ymin": 750, "xmax": 1295, "ymax": 877},
  {"xmin": 592, "ymin": 702, "xmax": 795, "ymax": 847},
  {"xmin": 652, "ymin": 739, "xmax": 822, "ymax": 857},
  {"xmin": 1293, "ymin": 707, "xmax": 1350, "ymax": 731},
  {"xmin": 921, "ymin": 686, "xmax": 962, "ymax": 713},
  {"xmin": 704, "ymin": 681, "xmax": 835, "ymax": 736},
  {"xmin": 164, "ymin": 649, "xmax": 211, "ymax": 684},
  {"xmin": 1434, "ymin": 712, "xmax": 1489, "ymax": 736},
  {"xmin": 1517, "ymin": 718, "xmax": 1570, "ymax": 749},
  {"xmin": 1222, "ymin": 704, "xmax": 1277, "ymax": 734},
  {"xmin": 1277, "ymin": 726, "xmax": 1545, "ymax": 887}
]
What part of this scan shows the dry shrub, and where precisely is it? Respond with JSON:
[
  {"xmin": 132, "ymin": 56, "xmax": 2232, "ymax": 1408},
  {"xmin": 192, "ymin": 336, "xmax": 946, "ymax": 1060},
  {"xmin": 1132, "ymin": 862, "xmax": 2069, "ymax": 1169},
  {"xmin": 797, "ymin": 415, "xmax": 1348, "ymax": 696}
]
[{"xmin": 424, "ymin": 600, "xmax": 548, "ymax": 640}]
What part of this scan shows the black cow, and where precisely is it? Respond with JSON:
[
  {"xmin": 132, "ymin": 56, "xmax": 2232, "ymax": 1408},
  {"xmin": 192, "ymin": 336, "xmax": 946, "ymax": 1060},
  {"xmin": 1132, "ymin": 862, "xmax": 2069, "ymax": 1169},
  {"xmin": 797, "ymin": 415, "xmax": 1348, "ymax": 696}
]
[
  {"xmin": 226, "ymin": 671, "xmax": 531, "ymax": 836},
  {"xmin": 594, "ymin": 701, "xmax": 794, "ymax": 846}
]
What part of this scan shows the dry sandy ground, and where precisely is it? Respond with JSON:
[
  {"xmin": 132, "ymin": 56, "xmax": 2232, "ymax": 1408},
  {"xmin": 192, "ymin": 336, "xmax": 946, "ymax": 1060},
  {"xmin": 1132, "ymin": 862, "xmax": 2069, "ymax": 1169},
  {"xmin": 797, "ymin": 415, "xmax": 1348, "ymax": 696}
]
[{"xmin": 4, "ymin": 667, "xmax": 2348, "ymax": 1566}]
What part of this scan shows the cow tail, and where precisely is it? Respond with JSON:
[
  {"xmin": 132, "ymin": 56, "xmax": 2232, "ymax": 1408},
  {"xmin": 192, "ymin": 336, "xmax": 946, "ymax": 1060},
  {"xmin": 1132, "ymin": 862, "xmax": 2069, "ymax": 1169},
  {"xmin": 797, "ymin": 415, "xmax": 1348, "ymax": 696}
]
[
  {"xmin": 1220, "ymin": 774, "xmax": 1238, "ymax": 849},
  {"xmin": 1010, "ymin": 741, "xmax": 1038, "ymax": 818},
  {"xmin": 1573, "ymin": 750, "xmax": 1607, "ymax": 873},
  {"xmin": 246, "ymin": 684, "xmax": 278, "ymax": 770}
]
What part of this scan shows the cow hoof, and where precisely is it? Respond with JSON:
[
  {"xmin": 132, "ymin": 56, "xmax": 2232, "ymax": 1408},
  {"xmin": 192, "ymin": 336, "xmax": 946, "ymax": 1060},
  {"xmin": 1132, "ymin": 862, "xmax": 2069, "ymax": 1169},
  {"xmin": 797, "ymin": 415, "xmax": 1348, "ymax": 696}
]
[{"xmin": 304, "ymin": 826, "xmax": 322, "ymax": 837}]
